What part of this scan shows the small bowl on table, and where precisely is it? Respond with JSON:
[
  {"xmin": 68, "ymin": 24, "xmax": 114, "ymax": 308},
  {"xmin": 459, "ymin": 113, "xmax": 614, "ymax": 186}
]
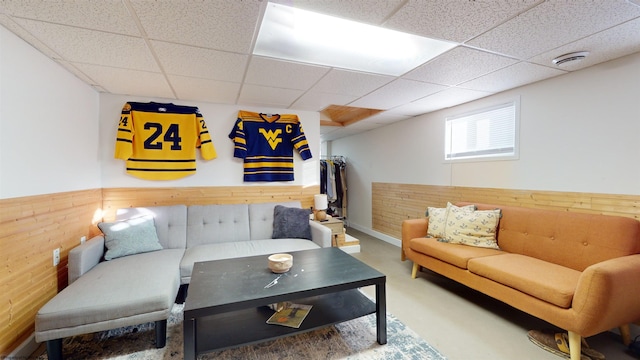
[{"xmin": 268, "ymin": 253, "xmax": 293, "ymax": 273}]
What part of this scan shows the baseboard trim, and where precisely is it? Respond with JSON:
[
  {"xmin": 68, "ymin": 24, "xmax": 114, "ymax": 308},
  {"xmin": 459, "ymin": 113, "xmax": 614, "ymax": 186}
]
[
  {"xmin": 8, "ymin": 333, "xmax": 39, "ymax": 359},
  {"xmin": 348, "ymin": 223, "xmax": 401, "ymax": 247}
]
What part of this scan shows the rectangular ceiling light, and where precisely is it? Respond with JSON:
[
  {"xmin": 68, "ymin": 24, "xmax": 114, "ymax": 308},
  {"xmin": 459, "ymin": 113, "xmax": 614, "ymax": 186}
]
[{"xmin": 254, "ymin": 2, "xmax": 457, "ymax": 76}]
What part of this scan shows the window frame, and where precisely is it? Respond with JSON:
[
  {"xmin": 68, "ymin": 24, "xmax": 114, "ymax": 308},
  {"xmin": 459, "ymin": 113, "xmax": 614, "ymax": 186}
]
[{"xmin": 444, "ymin": 98, "xmax": 520, "ymax": 163}]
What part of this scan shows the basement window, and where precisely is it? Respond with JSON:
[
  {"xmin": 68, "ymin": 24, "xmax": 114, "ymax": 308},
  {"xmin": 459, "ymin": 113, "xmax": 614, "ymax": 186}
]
[{"xmin": 445, "ymin": 99, "xmax": 519, "ymax": 162}]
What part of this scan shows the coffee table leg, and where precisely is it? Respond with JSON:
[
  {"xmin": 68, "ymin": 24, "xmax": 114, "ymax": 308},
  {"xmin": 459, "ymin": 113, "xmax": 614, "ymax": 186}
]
[
  {"xmin": 184, "ymin": 316, "xmax": 197, "ymax": 360},
  {"xmin": 376, "ymin": 281, "xmax": 387, "ymax": 345}
]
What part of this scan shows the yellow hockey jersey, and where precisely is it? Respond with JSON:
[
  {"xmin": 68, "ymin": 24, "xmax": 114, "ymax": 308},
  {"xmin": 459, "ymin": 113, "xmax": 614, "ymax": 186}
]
[{"xmin": 115, "ymin": 102, "xmax": 216, "ymax": 180}]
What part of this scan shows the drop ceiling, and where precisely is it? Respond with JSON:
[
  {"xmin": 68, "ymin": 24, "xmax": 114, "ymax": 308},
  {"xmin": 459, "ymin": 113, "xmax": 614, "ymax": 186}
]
[{"xmin": 1, "ymin": 0, "xmax": 639, "ymax": 141}]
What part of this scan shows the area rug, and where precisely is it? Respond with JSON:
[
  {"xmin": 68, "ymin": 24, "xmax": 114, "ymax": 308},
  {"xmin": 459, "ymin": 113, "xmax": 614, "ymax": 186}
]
[{"xmin": 36, "ymin": 304, "xmax": 446, "ymax": 360}]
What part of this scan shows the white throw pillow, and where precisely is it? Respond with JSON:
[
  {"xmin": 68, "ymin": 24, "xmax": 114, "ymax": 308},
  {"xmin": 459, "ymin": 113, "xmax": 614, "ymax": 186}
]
[
  {"xmin": 426, "ymin": 202, "xmax": 475, "ymax": 239},
  {"xmin": 443, "ymin": 207, "xmax": 501, "ymax": 249}
]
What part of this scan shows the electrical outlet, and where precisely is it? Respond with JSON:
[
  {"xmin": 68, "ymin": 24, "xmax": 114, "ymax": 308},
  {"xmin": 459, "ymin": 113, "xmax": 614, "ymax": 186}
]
[
  {"xmin": 80, "ymin": 236, "xmax": 86, "ymax": 244},
  {"xmin": 53, "ymin": 248, "xmax": 60, "ymax": 267}
]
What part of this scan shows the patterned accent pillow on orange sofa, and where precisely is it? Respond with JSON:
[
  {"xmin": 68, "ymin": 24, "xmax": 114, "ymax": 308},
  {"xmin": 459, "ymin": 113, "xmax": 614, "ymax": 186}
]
[
  {"xmin": 426, "ymin": 202, "xmax": 475, "ymax": 239},
  {"xmin": 442, "ymin": 206, "xmax": 501, "ymax": 249}
]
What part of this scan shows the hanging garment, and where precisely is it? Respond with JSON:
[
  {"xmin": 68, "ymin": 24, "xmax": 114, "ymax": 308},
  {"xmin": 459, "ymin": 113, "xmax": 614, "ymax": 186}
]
[
  {"xmin": 114, "ymin": 102, "xmax": 216, "ymax": 180},
  {"xmin": 229, "ymin": 110, "xmax": 312, "ymax": 182},
  {"xmin": 320, "ymin": 160, "xmax": 327, "ymax": 194}
]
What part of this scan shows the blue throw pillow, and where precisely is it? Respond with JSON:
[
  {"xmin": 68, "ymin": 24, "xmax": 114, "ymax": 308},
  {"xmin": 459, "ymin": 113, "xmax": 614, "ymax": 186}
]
[{"xmin": 98, "ymin": 215, "xmax": 163, "ymax": 260}]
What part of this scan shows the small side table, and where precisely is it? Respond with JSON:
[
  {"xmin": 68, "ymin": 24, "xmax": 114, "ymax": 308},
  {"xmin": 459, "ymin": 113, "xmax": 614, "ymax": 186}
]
[{"xmin": 315, "ymin": 218, "xmax": 344, "ymax": 247}]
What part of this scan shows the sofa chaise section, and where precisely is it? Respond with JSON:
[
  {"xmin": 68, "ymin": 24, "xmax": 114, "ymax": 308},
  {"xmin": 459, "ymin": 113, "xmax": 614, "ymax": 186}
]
[
  {"xmin": 35, "ymin": 237, "xmax": 183, "ymax": 360},
  {"xmin": 36, "ymin": 204, "xmax": 188, "ymax": 360}
]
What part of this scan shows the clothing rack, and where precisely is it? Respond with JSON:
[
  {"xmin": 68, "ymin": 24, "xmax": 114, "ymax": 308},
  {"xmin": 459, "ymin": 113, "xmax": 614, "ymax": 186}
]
[{"xmin": 320, "ymin": 156, "xmax": 347, "ymax": 220}]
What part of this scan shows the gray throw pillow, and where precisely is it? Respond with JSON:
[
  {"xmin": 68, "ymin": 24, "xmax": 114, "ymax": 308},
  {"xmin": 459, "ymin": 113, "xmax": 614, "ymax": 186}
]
[
  {"xmin": 98, "ymin": 215, "xmax": 163, "ymax": 260},
  {"xmin": 272, "ymin": 205, "xmax": 312, "ymax": 240}
]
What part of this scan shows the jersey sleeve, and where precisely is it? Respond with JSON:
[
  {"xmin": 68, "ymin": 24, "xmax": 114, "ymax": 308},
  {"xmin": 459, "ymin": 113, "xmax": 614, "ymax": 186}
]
[
  {"xmin": 195, "ymin": 110, "xmax": 217, "ymax": 160},
  {"xmin": 229, "ymin": 117, "xmax": 247, "ymax": 159},
  {"xmin": 114, "ymin": 103, "xmax": 134, "ymax": 160},
  {"xmin": 292, "ymin": 124, "xmax": 312, "ymax": 160}
]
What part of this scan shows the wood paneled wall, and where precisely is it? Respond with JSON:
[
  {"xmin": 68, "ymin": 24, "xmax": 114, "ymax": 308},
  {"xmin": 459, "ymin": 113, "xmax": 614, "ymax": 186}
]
[
  {"xmin": 0, "ymin": 189, "xmax": 102, "ymax": 356},
  {"xmin": 372, "ymin": 182, "xmax": 640, "ymax": 240},
  {"xmin": 101, "ymin": 185, "xmax": 320, "ymax": 221},
  {"xmin": 1, "ymin": 185, "xmax": 317, "ymax": 355}
]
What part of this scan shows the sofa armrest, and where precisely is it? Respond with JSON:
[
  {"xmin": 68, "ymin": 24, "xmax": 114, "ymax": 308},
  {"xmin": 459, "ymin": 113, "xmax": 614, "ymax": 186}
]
[
  {"xmin": 68, "ymin": 235, "xmax": 105, "ymax": 285},
  {"xmin": 401, "ymin": 218, "xmax": 429, "ymax": 261},
  {"xmin": 572, "ymin": 254, "xmax": 640, "ymax": 336},
  {"xmin": 309, "ymin": 220, "xmax": 332, "ymax": 248}
]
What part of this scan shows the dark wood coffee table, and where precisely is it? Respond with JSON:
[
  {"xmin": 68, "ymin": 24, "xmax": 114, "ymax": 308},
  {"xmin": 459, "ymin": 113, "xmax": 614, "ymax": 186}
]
[{"xmin": 183, "ymin": 247, "xmax": 386, "ymax": 359}]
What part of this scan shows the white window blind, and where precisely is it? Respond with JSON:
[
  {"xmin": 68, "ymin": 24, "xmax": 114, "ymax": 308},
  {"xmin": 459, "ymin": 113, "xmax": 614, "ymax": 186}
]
[{"xmin": 445, "ymin": 101, "xmax": 518, "ymax": 161}]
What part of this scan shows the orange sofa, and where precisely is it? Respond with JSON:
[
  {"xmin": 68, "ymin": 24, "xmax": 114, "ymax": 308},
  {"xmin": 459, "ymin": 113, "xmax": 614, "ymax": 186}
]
[{"xmin": 402, "ymin": 202, "xmax": 640, "ymax": 360}]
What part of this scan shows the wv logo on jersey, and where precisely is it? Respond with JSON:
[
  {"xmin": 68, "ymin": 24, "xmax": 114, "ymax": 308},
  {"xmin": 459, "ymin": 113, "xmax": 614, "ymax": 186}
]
[{"xmin": 259, "ymin": 128, "xmax": 283, "ymax": 150}]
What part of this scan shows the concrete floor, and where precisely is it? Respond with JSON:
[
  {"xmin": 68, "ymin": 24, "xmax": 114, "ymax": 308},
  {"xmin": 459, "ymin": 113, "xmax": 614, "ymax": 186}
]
[{"xmin": 348, "ymin": 227, "xmax": 638, "ymax": 360}]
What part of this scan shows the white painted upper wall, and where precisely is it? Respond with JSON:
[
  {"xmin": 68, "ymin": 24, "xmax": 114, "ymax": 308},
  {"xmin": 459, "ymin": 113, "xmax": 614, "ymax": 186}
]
[
  {"xmin": 99, "ymin": 93, "xmax": 321, "ymax": 188},
  {"xmin": 0, "ymin": 26, "xmax": 100, "ymax": 199},
  {"xmin": 331, "ymin": 52, "xmax": 640, "ymax": 230},
  {"xmin": 0, "ymin": 25, "xmax": 320, "ymax": 199}
]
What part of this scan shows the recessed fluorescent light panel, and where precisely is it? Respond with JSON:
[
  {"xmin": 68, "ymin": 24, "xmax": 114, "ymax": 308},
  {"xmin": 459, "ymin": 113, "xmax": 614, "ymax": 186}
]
[{"xmin": 254, "ymin": 3, "xmax": 457, "ymax": 76}]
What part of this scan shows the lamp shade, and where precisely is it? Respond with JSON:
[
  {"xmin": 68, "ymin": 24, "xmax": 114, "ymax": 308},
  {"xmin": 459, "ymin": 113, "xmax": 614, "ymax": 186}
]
[{"xmin": 314, "ymin": 194, "xmax": 328, "ymax": 210}]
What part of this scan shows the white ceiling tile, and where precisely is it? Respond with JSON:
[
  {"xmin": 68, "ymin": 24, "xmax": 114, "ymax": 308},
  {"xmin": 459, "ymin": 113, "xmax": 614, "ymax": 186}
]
[
  {"xmin": 320, "ymin": 126, "xmax": 342, "ymax": 135},
  {"xmin": 384, "ymin": 0, "xmax": 541, "ymax": 43},
  {"xmin": 467, "ymin": 0, "xmax": 640, "ymax": 59},
  {"xmin": 3, "ymin": 0, "xmax": 639, "ymax": 140},
  {"xmin": 292, "ymin": 92, "xmax": 358, "ymax": 112},
  {"xmin": 310, "ymin": 69, "xmax": 394, "ymax": 97},
  {"xmin": 14, "ymin": 19, "xmax": 159, "ymax": 70},
  {"xmin": 529, "ymin": 18, "xmax": 640, "ymax": 71},
  {"xmin": 0, "ymin": 0, "xmax": 139, "ymax": 35},
  {"xmin": 129, "ymin": 0, "xmax": 263, "ymax": 53},
  {"xmin": 359, "ymin": 112, "xmax": 412, "ymax": 124},
  {"xmin": 0, "ymin": 14, "xmax": 61, "ymax": 59},
  {"xmin": 320, "ymin": 131, "xmax": 343, "ymax": 142},
  {"xmin": 321, "ymin": 126, "xmax": 367, "ymax": 141},
  {"xmin": 459, "ymin": 62, "xmax": 567, "ymax": 93},
  {"xmin": 152, "ymin": 41, "xmax": 248, "ymax": 82},
  {"xmin": 404, "ymin": 46, "xmax": 518, "ymax": 86},
  {"xmin": 238, "ymin": 84, "xmax": 304, "ymax": 108},
  {"xmin": 391, "ymin": 88, "xmax": 493, "ymax": 116},
  {"xmin": 169, "ymin": 75, "xmax": 241, "ymax": 104},
  {"xmin": 74, "ymin": 64, "xmax": 174, "ymax": 99},
  {"xmin": 350, "ymin": 79, "xmax": 447, "ymax": 110},
  {"xmin": 344, "ymin": 121, "xmax": 384, "ymax": 131},
  {"xmin": 245, "ymin": 57, "xmax": 330, "ymax": 90},
  {"xmin": 270, "ymin": 0, "xmax": 404, "ymax": 25}
]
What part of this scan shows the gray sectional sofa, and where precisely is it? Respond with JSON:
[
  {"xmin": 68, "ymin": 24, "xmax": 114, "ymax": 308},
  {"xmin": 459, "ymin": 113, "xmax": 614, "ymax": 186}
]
[{"xmin": 34, "ymin": 201, "xmax": 331, "ymax": 360}]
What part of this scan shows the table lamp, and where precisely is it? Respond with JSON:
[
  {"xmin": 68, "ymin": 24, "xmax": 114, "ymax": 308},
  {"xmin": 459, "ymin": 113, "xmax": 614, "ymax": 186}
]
[{"xmin": 314, "ymin": 194, "xmax": 328, "ymax": 221}]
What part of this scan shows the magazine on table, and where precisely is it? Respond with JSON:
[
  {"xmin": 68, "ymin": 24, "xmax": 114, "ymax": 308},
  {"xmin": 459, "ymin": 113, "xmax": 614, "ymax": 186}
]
[{"xmin": 266, "ymin": 303, "xmax": 313, "ymax": 328}]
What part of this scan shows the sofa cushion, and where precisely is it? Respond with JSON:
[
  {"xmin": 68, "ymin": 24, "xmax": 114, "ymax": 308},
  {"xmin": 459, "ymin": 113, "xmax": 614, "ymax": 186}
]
[
  {"xmin": 35, "ymin": 249, "xmax": 183, "ymax": 342},
  {"xmin": 468, "ymin": 253, "xmax": 581, "ymax": 308},
  {"xmin": 187, "ymin": 204, "xmax": 250, "ymax": 247},
  {"xmin": 179, "ymin": 239, "xmax": 320, "ymax": 283},
  {"xmin": 272, "ymin": 205, "xmax": 312, "ymax": 240},
  {"xmin": 410, "ymin": 237, "xmax": 503, "ymax": 269},
  {"xmin": 443, "ymin": 207, "xmax": 501, "ymax": 249},
  {"xmin": 98, "ymin": 215, "xmax": 163, "ymax": 260},
  {"xmin": 427, "ymin": 203, "xmax": 475, "ymax": 238}
]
